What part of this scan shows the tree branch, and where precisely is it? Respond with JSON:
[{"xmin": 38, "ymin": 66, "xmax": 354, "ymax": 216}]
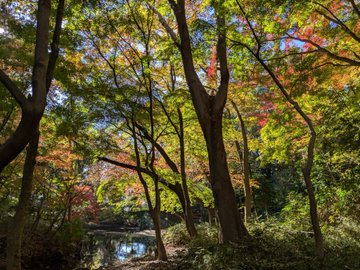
[
  {"xmin": 46, "ymin": 0, "xmax": 65, "ymax": 92},
  {"xmin": 288, "ymin": 35, "xmax": 360, "ymax": 66},
  {"xmin": 32, "ymin": 0, "xmax": 51, "ymax": 107},
  {"xmin": 0, "ymin": 70, "xmax": 29, "ymax": 108},
  {"xmin": 315, "ymin": 4, "xmax": 360, "ymax": 44},
  {"xmin": 214, "ymin": 2, "xmax": 229, "ymax": 113},
  {"xmin": 147, "ymin": 3, "xmax": 180, "ymax": 48},
  {"xmin": 98, "ymin": 156, "xmax": 152, "ymax": 176},
  {"xmin": 349, "ymin": 0, "xmax": 360, "ymax": 18}
]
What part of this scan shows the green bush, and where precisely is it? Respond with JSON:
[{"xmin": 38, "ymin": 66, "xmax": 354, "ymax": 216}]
[
  {"xmin": 173, "ymin": 220, "xmax": 360, "ymax": 270},
  {"xmin": 57, "ymin": 218, "xmax": 84, "ymax": 245},
  {"xmin": 163, "ymin": 223, "xmax": 191, "ymax": 246}
]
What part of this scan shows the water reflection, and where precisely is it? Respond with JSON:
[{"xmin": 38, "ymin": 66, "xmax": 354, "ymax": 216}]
[{"xmin": 81, "ymin": 231, "xmax": 155, "ymax": 269}]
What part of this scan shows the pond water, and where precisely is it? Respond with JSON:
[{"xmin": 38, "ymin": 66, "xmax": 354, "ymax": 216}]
[{"xmin": 80, "ymin": 230, "xmax": 156, "ymax": 269}]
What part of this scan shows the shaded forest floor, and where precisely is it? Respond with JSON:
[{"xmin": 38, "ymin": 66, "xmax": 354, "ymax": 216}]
[{"xmin": 100, "ymin": 245, "xmax": 184, "ymax": 270}]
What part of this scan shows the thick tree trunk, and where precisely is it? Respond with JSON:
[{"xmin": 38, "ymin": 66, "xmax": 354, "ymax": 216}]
[
  {"xmin": 205, "ymin": 116, "xmax": 249, "ymax": 242},
  {"xmin": 6, "ymin": 131, "xmax": 39, "ymax": 270},
  {"xmin": 168, "ymin": 0, "xmax": 249, "ymax": 244},
  {"xmin": 0, "ymin": 0, "xmax": 51, "ymax": 173},
  {"xmin": 0, "ymin": 111, "xmax": 42, "ymax": 173},
  {"xmin": 0, "ymin": 0, "xmax": 64, "ymax": 173}
]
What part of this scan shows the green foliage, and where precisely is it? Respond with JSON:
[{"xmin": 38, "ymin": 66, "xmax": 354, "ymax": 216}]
[
  {"xmin": 174, "ymin": 220, "xmax": 360, "ymax": 270},
  {"xmin": 163, "ymin": 223, "xmax": 191, "ymax": 246},
  {"xmin": 57, "ymin": 218, "xmax": 84, "ymax": 245}
]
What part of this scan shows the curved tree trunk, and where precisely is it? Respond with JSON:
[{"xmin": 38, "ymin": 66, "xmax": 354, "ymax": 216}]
[
  {"xmin": 6, "ymin": 131, "xmax": 39, "ymax": 270},
  {"xmin": 259, "ymin": 61, "xmax": 324, "ymax": 258},
  {"xmin": 132, "ymin": 114, "xmax": 197, "ymax": 238},
  {"xmin": 234, "ymin": 0, "xmax": 324, "ymax": 257},
  {"xmin": 303, "ymin": 132, "xmax": 324, "ymax": 258}
]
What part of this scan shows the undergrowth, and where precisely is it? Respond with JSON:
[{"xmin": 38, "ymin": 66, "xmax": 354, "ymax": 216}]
[{"xmin": 165, "ymin": 218, "xmax": 360, "ymax": 270}]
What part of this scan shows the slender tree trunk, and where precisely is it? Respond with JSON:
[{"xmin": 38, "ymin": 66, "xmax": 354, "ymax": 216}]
[
  {"xmin": 303, "ymin": 132, "xmax": 324, "ymax": 258},
  {"xmin": 131, "ymin": 121, "xmax": 167, "ymax": 261},
  {"xmin": 258, "ymin": 60, "xmax": 324, "ymax": 258},
  {"xmin": 234, "ymin": 1, "xmax": 324, "ymax": 252},
  {"xmin": 31, "ymin": 196, "xmax": 45, "ymax": 232},
  {"xmin": 151, "ymin": 207, "xmax": 167, "ymax": 261},
  {"xmin": 207, "ymin": 207, "xmax": 217, "ymax": 226},
  {"xmin": 235, "ymin": 140, "xmax": 252, "ymax": 221},
  {"xmin": 231, "ymin": 100, "xmax": 252, "ymax": 221},
  {"xmin": 178, "ymin": 108, "xmax": 197, "ymax": 237},
  {"xmin": 6, "ymin": 131, "xmax": 39, "ymax": 270}
]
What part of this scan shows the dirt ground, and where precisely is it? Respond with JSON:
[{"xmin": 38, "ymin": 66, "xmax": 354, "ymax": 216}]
[{"xmin": 100, "ymin": 245, "xmax": 185, "ymax": 270}]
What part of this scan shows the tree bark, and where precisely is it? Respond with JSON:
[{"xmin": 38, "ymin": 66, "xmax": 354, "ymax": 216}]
[
  {"xmin": 131, "ymin": 121, "xmax": 167, "ymax": 261},
  {"xmin": 205, "ymin": 115, "xmax": 249, "ymax": 242},
  {"xmin": 132, "ymin": 118, "xmax": 197, "ymax": 237},
  {"xmin": 6, "ymin": 131, "xmax": 39, "ymax": 270},
  {"xmin": 233, "ymin": 1, "xmax": 324, "ymax": 256},
  {"xmin": 5, "ymin": 1, "xmax": 64, "ymax": 268},
  {"xmin": 178, "ymin": 108, "xmax": 197, "ymax": 237},
  {"xmin": 303, "ymin": 131, "xmax": 324, "ymax": 259},
  {"xmin": 0, "ymin": 0, "xmax": 51, "ymax": 173},
  {"xmin": 168, "ymin": 0, "xmax": 249, "ymax": 243},
  {"xmin": 231, "ymin": 100, "xmax": 252, "ymax": 221},
  {"xmin": 151, "ymin": 207, "xmax": 167, "ymax": 261}
]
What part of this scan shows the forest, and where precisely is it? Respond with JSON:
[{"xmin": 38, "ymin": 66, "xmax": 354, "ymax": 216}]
[{"xmin": 0, "ymin": 0, "xmax": 359, "ymax": 269}]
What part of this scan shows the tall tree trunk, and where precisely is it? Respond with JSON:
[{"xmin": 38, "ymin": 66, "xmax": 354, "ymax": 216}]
[
  {"xmin": 235, "ymin": 1, "xmax": 324, "ymax": 257},
  {"xmin": 5, "ymin": 1, "xmax": 64, "ymax": 266},
  {"xmin": 205, "ymin": 115, "xmax": 249, "ymax": 242},
  {"xmin": 133, "ymin": 117, "xmax": 197, "ymax": 238},
  {"xmin": 231, "ymin": 100, "xmax": 252, "ymax": 221},
  {"xmin": 303, "ymin": 132, "xmax": 324, "ymax": 258},
  {"xmin": 178, "ymin": 108, "xmax": 197, "ymax": 237},
  {"xmin": 6, "ymin": 131, "xmax": 39, "ymax": 270},
  {"xmin": 235, "ymin": 140, "xmax": 252, "ymax": 221},
  {"xmin": 259, "ymin": 61, "xmax": 324, "ymax": 258},
  {"xmin": 167, "ymin": 0, "xmax": 249, "ymax": 243},
  {"xmin": 0, "ymin": 0, "xmax": 51, "ymax": 173}
]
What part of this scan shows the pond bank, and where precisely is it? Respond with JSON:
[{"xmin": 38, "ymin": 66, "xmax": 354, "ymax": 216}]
[
  {"xmin": 81, "ymin": 226, "xmax": 173, "ymax": 269},
  {"xmin": 96, "ymin": 245, "xmax": 185, "ymax": 270}
]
